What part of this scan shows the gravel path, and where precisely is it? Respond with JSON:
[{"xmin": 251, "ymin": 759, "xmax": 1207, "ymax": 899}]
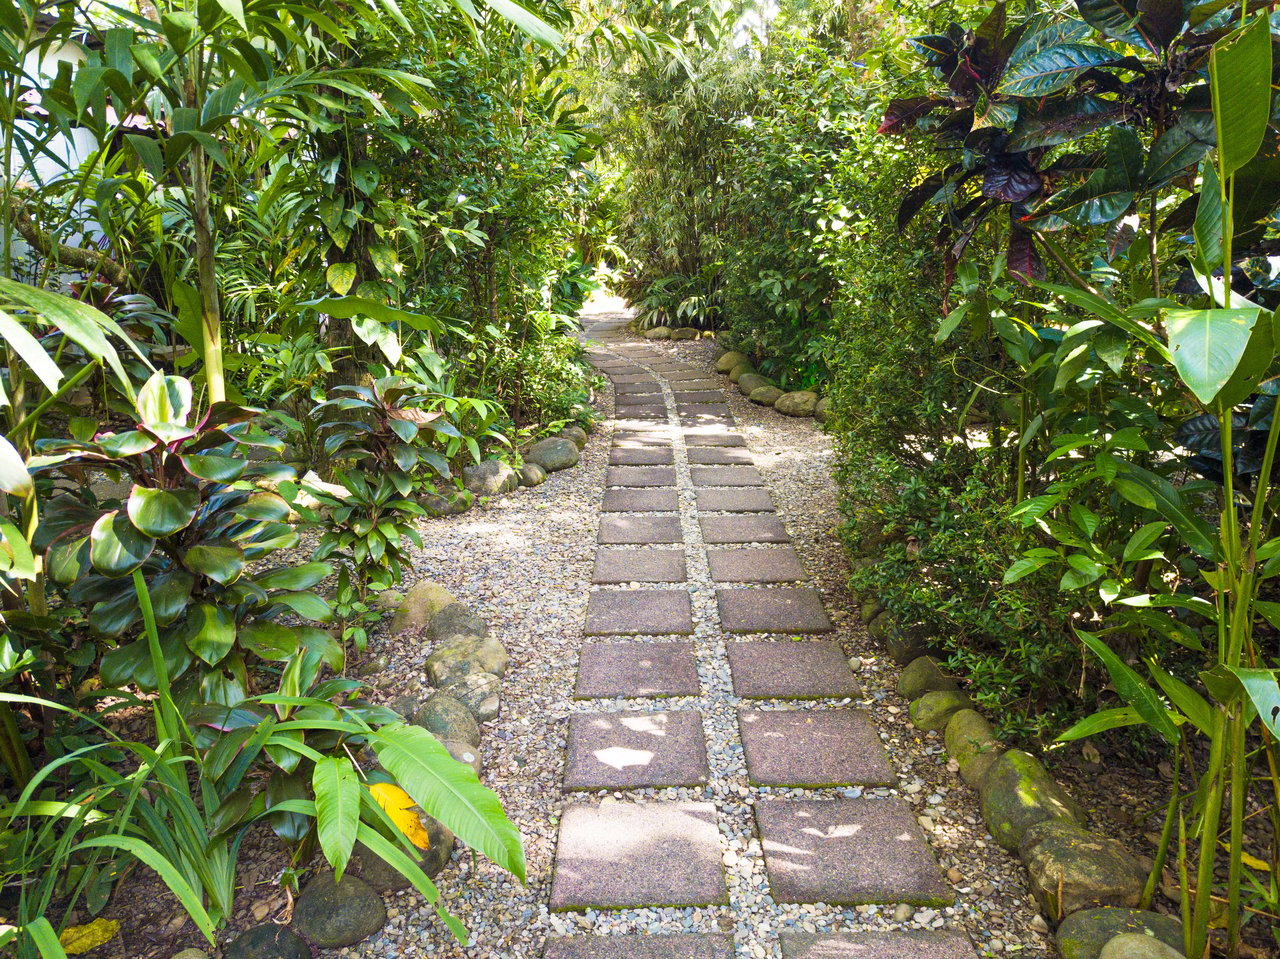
[{"xmin": 342, "ymin": 302, "xmax": 1053, "ymax": 958}]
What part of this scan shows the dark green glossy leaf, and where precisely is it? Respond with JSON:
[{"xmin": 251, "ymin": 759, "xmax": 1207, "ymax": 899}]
[
  {"xmin": 998, "ymin": 42, "xmax": 1117, "ymax": 97},
  {"xmin": 180, "ymin": 454, "xmax": 247, "ymax": 482},
  {"xmin": 127, "ymin": 485, "xmax": 199, "ymax": 537},
  {"xmin": 239, "ymin": 620, "xmax": 302, "ymax": 661},
  {"xmin": 181, "ymin": 602, "xmax": 235, "ymax": 665},
  {"xmin": 89, "ymin": 511, "xmax": 155, "ymax": 577},
  {"xmin": 183, "ymin": 543, "xmax": 245, "ymax": 584},
  {"xmin": 253, "ymin": 561, "xmax": 331, "ymax": 591}
]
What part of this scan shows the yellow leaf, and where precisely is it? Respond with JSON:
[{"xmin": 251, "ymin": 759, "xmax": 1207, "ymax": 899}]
[
  {"xmin": 59, "ymin": 918, "xmax": 119, "ymax": 955},
  {"xmin": 368, "ymin": 782, "xmax": 433, "ymax": 850},
  {"xmin": 1219, "ymin": 841, "xmax": 1272, "ymax": 871}
]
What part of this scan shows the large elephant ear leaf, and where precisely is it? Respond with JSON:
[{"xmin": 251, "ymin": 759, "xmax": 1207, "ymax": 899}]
[
  {"xmin": 371, "ymin": 723, "xmax": 526, "ymax": 883},
  {"xmin": 89, "ymin": 511, "xmax": 155, "ymax": 576}
]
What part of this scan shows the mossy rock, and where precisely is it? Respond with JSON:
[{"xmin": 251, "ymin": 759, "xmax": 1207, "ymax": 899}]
[
  {"xmin": 775, "ymin": 390, "xmax": 819, "ymax": 417},
  {"xmin": 750, "ymin": 385, "xmax": 783, "ymax": 406},
  {"xmin": 644, "ymin": 326, "xmax": 672, "ymax": 340},
  {"xmin": 224, "ymin": 925, "xmax": 309, "ymax": 959},
  {"xmin": 291, "ymin": 873, "xmax": 386, "ymax": 948},
  {"xmin": 814, "ymin": 396, "xmax": 831, "ymax": 424},
  {"xmin": 1099, "ymin": 933, "xmax": 1186, "ymax": 959},
  {"xmin": 715, "ymin": 351, "xmax": 747, "ymax": 373},
  {"xmin": 425, "ymin": 633, "xmax": 508, "ymax": 684},
  {"xmin": 885, "ymin": 623, "xmax": 931, "ymax": 664},
  {"xmin": 412, "ymin": 692, "xmax": 481, "ymax": 748},
  {"xmin": 429, "ymin": 603, "xmax": 489, "ymax": 642},
  {"xmin": 944, "ymin": 709, "xmax": 1001, "ymax": 787},
  {"xmin": 980, "ymin": 748, "xmax": 1084, "ymax": 851},
  {"xmin": 908, "ymin": 689, "xmax": 971, "ymax": 731},
  {"xmin": 1056, "ymin": 909, "xmax": 1184, "ymax": 959},
  {"xmin": 519, "ymin": 463, "xmax": 548, "ymax": 487},
  {"xmin": 729, "ymin": 362, "xmax": 755, "ymax": 383},
  {"xmin": 391, "ymin": 581, "xmax": 456, "ymax": 633},
  {"xmin": 1021, "ymin": 820, "xmax": 1145, "ymax": 919},
  {"xmin": 898, "ymin": 656, "xmax": 958, "ymax": 699},
  {"xmin": 737, "ymin": 372, "xmax": 773, "ymax": 395},
  {"xmin": 671, "ymin": 327, "xmax": 699, "ymax": 340},
  {"xmin": 559, "ymin": 425, "xmax": 589, "ymax": 449}
]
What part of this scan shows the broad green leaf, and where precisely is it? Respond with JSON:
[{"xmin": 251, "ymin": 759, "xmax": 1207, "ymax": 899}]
[
  {"xmin": 269, "ymin": 591, "xmax": 332, "ymax": 622},
  {"xmin": 480, "ymin": 0, "xmax": 562, "ymax": 47},
  {"xmin": 351, "ymin": 317, "xmax": 401, "ymax": 365},
  {"xmin": 238, "ymin": 621, "xmax": 301, "ymax": 661},
  {"xmin": 24, "ymin": 917, "xmax": 70, "ymax": 959},
  {"xmin": 326, "ymin": 262, "xmax": 357, "ymax": 296},
  {"xmin": 0, "ymin": 309, "xmax": 63, "ymax": 394},
  {"xmin": 1148, "ymin": 659, "xmax": 1213, "ymax": 735},
  {"xmin": 212, "ymin": 0, "xmax": 246, "ymax": 28},
  {"xmin": 181, "ymin": 602, "xmax": 235, "ymax": 665},
  {"xmin": 1003, "ymin": 556, "xmax": 1049, "ymax": 585},
  {"xmin": 1058, "ymin": 705, "xmax": 1143, "ymax": 741},
  {"xmin": 372, "ymin": 723, "xmax": 526, "ymax": 882},
  {"xmin": 1225, "ymin": 666, "xmax": 1280, "ymax": 738},
  {"xmin": 179, "ymin": 454, "xmax": 246, "ymax": 482},
  {"xmin": 127, "ymin": 485, "xmax": 198, "ymax": 537},
  {"xmin": 1210, "ymin": 16, "xmax": 1273, "ymax": 178},
  {"xmin": 182, "ymin": 544, "xmax": 245, "ymax": 584},
  {"xmin": 313, "ymin": 757, "xmax": 359, "ymax": 879},
  {"xmin": 1122, "ymin": 521, "xmax": 1167, "ymax": 562},
  {"xmin": 1193, "ymin": 161, "xmax": 1226, "ymax": 268},
  {"xmin": 1077, "ymin": 629, "xmax": 1179, "ymax": 744},
  {"xmin": 1165, "ymin": 307, "xmax": 1261, "ymax": 404},
  {"xmin": 1115, "ymin": 464, "xmax": 1216, "ymax": 560},
  {"xmin": 998, "ymin": 42, "xmax": 1116, "ymax": 97},
  {"xmin": 254, "ymin": 562, "xmax": 332, "ymax": 591},
  {"xmin": 89, "ymin": 511, "xmax": 155, "ymax": 576}
]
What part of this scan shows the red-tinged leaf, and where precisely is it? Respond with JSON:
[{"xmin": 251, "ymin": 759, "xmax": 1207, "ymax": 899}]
[
  {"xmin": 1007, "ymin": 223, "xmax": 1045, "ymax": 284},
  {"xmin": 878, "ymin": 97, "xmax": 949, "ymax": 135}
]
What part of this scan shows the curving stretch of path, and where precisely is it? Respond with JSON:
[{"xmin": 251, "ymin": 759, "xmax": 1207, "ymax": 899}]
[{"xmin": 540, "ymin": 314, "xmax": 981, "ymax": 958}]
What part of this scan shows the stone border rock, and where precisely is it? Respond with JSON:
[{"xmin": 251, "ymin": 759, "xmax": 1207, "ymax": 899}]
[
  {"xmin": 709, "ymin": 348, "xmax": 829, "ymax": 422},
  {"xmin": 420, "ymin": 421, "xmax": 593, "ymax": 515},
  {"xmin": 864, "ymin": 605, "xmax": 1186, "ymax": 959},
  {"xmin": 221, "ymin": 585, "xmax": 510, "ymax": 957}
]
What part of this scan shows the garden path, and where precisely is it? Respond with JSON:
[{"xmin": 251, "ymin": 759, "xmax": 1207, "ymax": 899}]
[{"xmin": 541, "ymin": 314, "xmax": 978, "ymax": 958}]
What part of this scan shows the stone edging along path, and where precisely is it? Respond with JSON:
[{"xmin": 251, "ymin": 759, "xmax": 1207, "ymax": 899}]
[{"xmin": 539, "ymin": 314, "xmax": 982, "ymax": 958}]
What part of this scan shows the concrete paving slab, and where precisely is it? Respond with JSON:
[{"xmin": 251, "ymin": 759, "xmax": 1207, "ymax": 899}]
[
  {"xmin": 575, "ymin": 642, "xmax": 701, "ymax": 698},
  {"xmin": 564, "ymin": 709, "xmax": 709, "ymax": 789},
  {"xmin": 717, "ymin": 588, "xmax": 832, "ymax": 633},
  {"xmin": 738, "ymin": 708, "xmax": 893, "ymax": 786},
  {"xmin": 585, "ymin": 589, "xmax": 694, "ymax": 635},
  {"xmin": 728, "ymin": 641, "xmax": 859, "ymax": 699}
]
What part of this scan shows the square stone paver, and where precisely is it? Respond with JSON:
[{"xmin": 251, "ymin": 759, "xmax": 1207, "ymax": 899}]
[
  {"xmin": 727, "ymin": 641, "xmax": 859, "ymax": 699},
  {"xmin": 599, "ymin": 515, "xmax": 682, "ymax": 544},
  {"xmin": 585, "ymin": 590, "xmax": 694, "ymax": 635},
  {"xmin": 616, "ymin": 411, "xmax": 667, "ymax": 424},
  {"xmin": 681, "ymin": 414, "xmax": 734, "ymax": 429},
  {"xmin": 696, "ymin": 489, "xmax": 775, "ymax": 513},
  {"xmin": 755, "ymin": 798, "xmax": 952, "ymax": 906},
  {"xmin": 564, "ymin": 710, "xmax": 709, "ymax": 789},
  {"xmin": 688, "ymin": 447, "xmax": 754, "ymax": 465},
  {"xmin": 614, "ymin": 430, "xmax": 673, "ymax": 448},
  {"xmin": 551, "ymin": 802, "xmax": 727, "ymax": 909},
  {"xmin": 673, "ymin": 391, "xmax": 725, "ymax": 403},
  {"xmin": 717, "ymin": 588, "xmax": 832, "ymax": 633},
  {"xmin": 610, "ymin": 373, "xmax": 656, "ymax": 384},
  {"xmin": 594, "ymin": 549, "xmax": 687, "ymax": 584},
  {"xmin": 602, "ymin": 489, "xmax": 679, "ymax": 513},
  {"xmin": 739, "ymin": 709, "xmax": 893, "ymax": 786},
  {"xmin": 666, "ymin": 377, "xmax": 722, "ymax": 389},
  {"xmin": 684, "ymin": 430, "xmax": 746, "ymax": 447},
  {"xmin": 779, "ymin": 931, "xmax": 978, "ymax": 959},
  {"xmin": 545, "ymin": 934, "xmax": 735, "ymax": 959},
  {"xmin": 575, "ymin": 642, "xmax": 700, "ymax": 698},
  {"xmin": 614, "ymin": 383, "xmax": 662, "ymax": 395},
  {"xmin": 610, "ymin": 447, "xmax": 675, "ymax": 465},
  {"xmin": 608, "ymin": 467, "xmax": 677, "ymax": 488},
  {"xmin": 700, "ymin": 515, "xmax": 789, "ymax": 543},
  {"xmin": 691, "ymin": 466, "xmax": 764, "ymax": 487},
  {"xmin": 707, "ymin": 547, "xmax": 806, "ymax": 583}
]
